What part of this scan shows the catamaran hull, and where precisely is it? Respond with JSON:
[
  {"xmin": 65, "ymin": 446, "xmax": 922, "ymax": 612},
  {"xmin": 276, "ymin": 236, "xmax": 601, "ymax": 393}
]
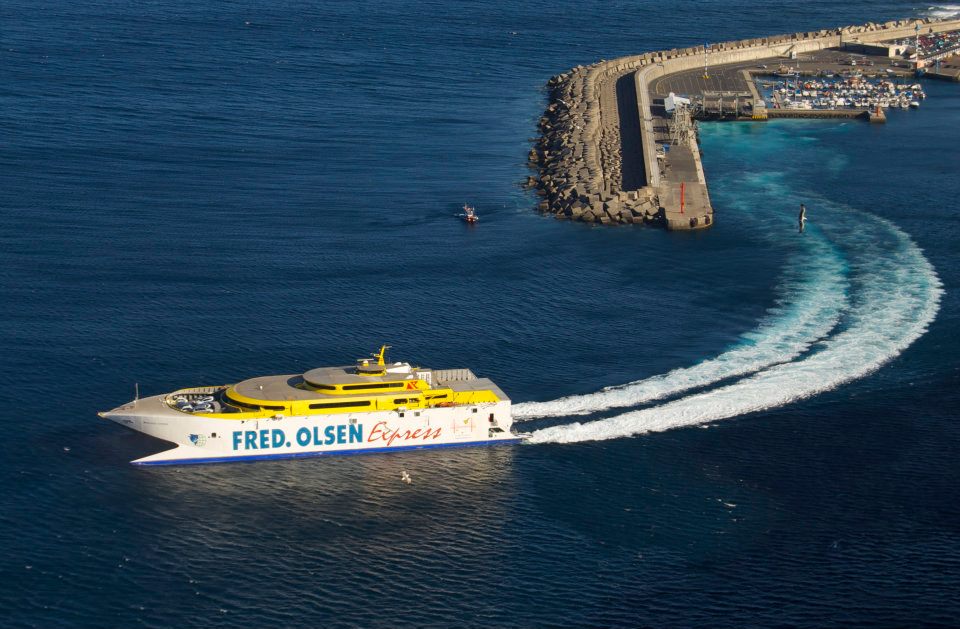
[
  {"xmin": 129, "ymin": 438, "xmax": 523, "ymax": 466},
  {"xmin": 101, "ymin": 394, "xmax": 520, "ymax": 465}
]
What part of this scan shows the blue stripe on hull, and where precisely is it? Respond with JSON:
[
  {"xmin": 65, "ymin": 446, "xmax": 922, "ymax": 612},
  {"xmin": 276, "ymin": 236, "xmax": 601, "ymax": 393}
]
[{"xmin": 133, "ymin": 437, "xmax": 525, "ymax": 466}]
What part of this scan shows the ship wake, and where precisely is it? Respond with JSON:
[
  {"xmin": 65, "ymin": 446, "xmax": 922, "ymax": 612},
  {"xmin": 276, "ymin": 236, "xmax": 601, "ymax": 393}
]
[
  {"xmin": 513, "ymin": 232, "xmax": 849, "ymax": 420},
  {"xmin": 524, "ymin": 200, "xmax": 942, "ymax": 445}
]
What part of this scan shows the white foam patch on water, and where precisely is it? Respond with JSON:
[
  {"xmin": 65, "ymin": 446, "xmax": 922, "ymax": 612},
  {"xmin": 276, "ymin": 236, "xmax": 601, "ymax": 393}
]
[
  {"xmin": 527, "ymin": 212, "xmax": 942, "ymax": 444},
  {"xmin": 513, "ymin": 223, "xmax": 849, "ymax": 420},
  {"xmin": 925, "ymin": 5, "xmax": 960, "ymax": 18}
]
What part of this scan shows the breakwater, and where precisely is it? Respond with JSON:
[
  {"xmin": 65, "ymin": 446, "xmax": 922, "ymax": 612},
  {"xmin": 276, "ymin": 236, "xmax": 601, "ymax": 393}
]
[{"xmin": 529, "ymin": 16, "xmax": 960, "ymax": 230}]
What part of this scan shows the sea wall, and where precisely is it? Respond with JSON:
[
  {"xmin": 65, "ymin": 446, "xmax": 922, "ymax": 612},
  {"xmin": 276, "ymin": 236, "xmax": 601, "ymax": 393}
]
[{"xmin": 528, "ymin": 16, "xmax": 960, "ymax": 227}]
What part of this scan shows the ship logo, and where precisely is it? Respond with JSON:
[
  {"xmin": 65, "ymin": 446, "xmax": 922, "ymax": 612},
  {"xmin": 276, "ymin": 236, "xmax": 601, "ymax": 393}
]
[{"xmin": 188, "ymin": 434, "xmax": 207, "ymax": 447}]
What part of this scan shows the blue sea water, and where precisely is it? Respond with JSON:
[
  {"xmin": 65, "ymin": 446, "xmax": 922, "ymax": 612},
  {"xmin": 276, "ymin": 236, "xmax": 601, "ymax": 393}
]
[{"xmin": 2, "ymin": 1, "xmax": 960, "ymax": 626}]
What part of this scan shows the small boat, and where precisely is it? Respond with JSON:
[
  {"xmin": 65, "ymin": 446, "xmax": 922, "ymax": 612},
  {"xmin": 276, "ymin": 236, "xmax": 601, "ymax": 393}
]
[
  {"xmin": 910, "ymin": 100, "xmax": 920, "ymax": 108},
  {"xmin": 460, "ymin": 204, "xmax": 479, "ymax": 224}
]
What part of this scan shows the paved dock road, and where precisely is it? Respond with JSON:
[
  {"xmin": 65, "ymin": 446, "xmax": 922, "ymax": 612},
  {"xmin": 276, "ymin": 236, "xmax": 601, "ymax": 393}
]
[{"xmin": 651, "ymin": 64, "xmax": 753, "ymax": 97}]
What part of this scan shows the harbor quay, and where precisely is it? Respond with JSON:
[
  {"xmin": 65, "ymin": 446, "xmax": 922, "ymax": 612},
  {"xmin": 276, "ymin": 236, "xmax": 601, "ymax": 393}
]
[{"xmin": 528, "ymin": 17, "xmax": 960, "ymax": 230}]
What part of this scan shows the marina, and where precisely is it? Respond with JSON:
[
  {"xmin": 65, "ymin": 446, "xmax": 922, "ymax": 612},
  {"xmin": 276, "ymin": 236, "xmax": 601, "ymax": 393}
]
[
  {"xmin": 530, "ymin": 16, "xmax": 960, "ymax": 230},
  {"xmin": 760, "ymin": 76, "xmax": 926, "ymax": 111}
]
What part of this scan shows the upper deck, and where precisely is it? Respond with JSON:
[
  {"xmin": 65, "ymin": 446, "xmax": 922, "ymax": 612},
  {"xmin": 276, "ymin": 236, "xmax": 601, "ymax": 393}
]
[
  {"xmin": 231, "ymin": 368, "xmax": 506, "ymax": 402},
  {"xmin": 162, "ymin": 348, "xmax": 508, "ymax": 419}
]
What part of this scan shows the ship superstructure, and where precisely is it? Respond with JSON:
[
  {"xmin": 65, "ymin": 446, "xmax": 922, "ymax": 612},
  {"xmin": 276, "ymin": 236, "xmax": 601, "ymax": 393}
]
[{"xmin": 100, "ymin": 346, "xmax": 519, "ymax": 465}]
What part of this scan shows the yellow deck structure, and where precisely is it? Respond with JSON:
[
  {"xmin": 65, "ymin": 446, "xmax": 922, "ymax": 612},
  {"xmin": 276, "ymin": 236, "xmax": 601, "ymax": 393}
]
[{"xmin": 165, "ymin": 346, "xmax": 504, "ymax": 420}]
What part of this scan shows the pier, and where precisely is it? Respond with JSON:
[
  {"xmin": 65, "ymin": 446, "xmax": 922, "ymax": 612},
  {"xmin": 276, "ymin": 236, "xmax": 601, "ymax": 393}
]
[{"xmin": 529, "ymin": 17, "xmax": 960, "ymax": 230}]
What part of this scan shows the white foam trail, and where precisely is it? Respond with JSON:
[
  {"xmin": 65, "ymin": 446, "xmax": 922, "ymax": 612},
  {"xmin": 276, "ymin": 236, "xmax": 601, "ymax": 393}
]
[
  {"xmin": 528, "ymin": 212, "xmax": 942, "ymax": 444},
  {"xmin": 514, "ymin": 235, "xmax": 849, "ymax": 419},
  {"xmin": 925, "ymin": 5, "xmax": 960, "ymax": 19}
]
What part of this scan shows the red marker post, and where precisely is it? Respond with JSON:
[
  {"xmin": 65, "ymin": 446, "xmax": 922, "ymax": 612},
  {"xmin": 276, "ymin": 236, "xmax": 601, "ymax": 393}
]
[{"xmin": 680, "ymin": 182, "xmax": 685, "ymax": 214}]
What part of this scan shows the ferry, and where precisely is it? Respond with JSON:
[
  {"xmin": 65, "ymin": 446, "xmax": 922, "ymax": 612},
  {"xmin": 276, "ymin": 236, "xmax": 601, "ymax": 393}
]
[{"xmin": 100, "ymin": 346, "xmax": 521, "ymax": 465}]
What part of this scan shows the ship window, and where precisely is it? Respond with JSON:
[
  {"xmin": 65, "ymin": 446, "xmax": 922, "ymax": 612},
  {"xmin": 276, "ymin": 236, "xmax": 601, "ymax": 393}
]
[
  {"xmin": 309, "ymin": 400, "xmax": 372, "ymax": 410},
  {"xmin": 398, "ymin": 412, "xmax": 405, "ymax": 418},
  {"xmin": 394, "ymin": 398, "xmax": 410, "ymax": 404},
  {"xmin": 226, "ymin": 397, "xmax": 260, "ymax": 411},
  {"xmin": 426, "ymin": 393, "xmax": 448, "ymax": 400},
  {"xmin": 342, "ymin": 382, "xmax": 405, "ymax": 391},
  {"xmin": 226, "ymin": 397, "xmax": 284, "ymax": 412},
  {"xmin": 309, "ymin": 383, "xmax": 337, "ymax": 391}
]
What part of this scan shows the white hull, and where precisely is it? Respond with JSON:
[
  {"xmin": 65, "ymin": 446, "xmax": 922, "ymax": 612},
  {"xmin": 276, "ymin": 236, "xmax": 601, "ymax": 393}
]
[{"xmin": 102, "ymin": 394, "xmax": 520, "ymax": 465}]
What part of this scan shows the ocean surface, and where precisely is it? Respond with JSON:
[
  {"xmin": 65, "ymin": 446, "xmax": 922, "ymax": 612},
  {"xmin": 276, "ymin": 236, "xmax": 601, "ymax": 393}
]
[{"xmin": 2, "ymin": 1, "xmax": 960, "ymax": 627}]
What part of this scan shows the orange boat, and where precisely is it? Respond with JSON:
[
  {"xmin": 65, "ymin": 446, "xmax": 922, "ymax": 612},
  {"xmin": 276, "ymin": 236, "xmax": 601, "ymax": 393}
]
[{"xmin": 461, "ymin": 204, "xmax": 479, "ymax": 224}]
